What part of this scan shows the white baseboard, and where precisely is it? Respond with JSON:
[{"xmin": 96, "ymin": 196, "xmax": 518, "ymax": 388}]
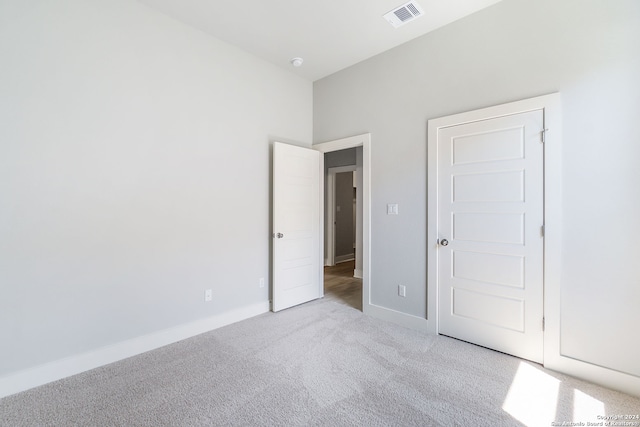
[
  {"xmin": 0, "ymin": 301, "xmax": 270, "ymax": 399},
  {"xmin": 335, "ymin": 253, "xmax": 355, "ymax": 263},
  {"xmin": 353, "ymin": 269, "xmax": 363, "ymax": 279},
  {"xmin": 364, "ymin": 302, "xmax": 431, "ymax": 333},
  {"xmin": 545, "ymin": 354, "xmax": 640, "ymax": 399}
]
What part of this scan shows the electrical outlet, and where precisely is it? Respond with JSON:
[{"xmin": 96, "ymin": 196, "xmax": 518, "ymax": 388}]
[
  {"xmin": 259, "ymin": 278, "xmax": 265, "ymax": 288},
  {"xmin": 204, "ymin": 289, "xmax": 212, "ymax": 302},
  {"xmin": 398, "ymin": 285, "xmax": 406, "ymax": 297}
]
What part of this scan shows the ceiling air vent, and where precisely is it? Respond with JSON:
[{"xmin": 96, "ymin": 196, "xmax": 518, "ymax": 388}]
[{"xmin": 383, "ymin": 1, "xmax": 424, "ymax": 28}]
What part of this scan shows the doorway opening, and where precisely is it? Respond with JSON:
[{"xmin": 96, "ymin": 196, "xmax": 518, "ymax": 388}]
[
  {"xmin": 272, "ymin": 133, "xmax": 370, "ymax": 313},
  {"xmin": 314, "ymin": 133, "xmax": 371, "ymax": 313},
  {"xmin": 323, "ymin": 149, "xmax": 362, "ymax": 310}
]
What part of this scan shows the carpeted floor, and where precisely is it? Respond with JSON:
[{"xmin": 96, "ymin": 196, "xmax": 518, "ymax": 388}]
[{"xmin": 1, "ymin": 298, "xmax": 639, "ymax": 426}]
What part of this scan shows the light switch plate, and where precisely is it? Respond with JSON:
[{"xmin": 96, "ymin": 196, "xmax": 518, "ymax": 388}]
[{"xmin": 387, "ymin": 204, "xmax": 399, "ymax": 215}]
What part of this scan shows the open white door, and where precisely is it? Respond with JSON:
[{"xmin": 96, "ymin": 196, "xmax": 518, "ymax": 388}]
[
  {"xmin": 436, "ymin": 109, "xmax": 545, "ymax": 363},
  {"xmin": 272, "ymin": 142, "xmax": 323, "ymax": 312}
]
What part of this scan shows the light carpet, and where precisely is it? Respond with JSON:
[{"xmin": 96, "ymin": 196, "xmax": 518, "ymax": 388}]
[{"xmin": 1, "ymin": 298, "xmax": 638, "ymax": 426}]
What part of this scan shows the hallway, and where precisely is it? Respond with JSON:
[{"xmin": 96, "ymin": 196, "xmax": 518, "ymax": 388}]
[{"xmin": 323, "ymin": 260, "xmax": 362, "ymax": 311}]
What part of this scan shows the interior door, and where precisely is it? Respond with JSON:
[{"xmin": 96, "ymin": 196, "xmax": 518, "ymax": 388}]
[
  {"xmin": 437, "ymin": 110, "xmax": 544, "ymax": 363},
  {"xmin": 272, "ymin": 142, "xmax": 323, "ymax": 312}
]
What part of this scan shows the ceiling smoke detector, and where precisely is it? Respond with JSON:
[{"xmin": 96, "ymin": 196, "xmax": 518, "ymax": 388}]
[
  {"xmin": 383, "ymin": 1, "xmax": 424, "ymax": 28},
  {"xmin": 290, "ymin": 57, "xmax": 304, "ymax": 67}
]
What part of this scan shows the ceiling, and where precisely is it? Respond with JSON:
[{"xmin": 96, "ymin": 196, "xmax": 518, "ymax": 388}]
[{"xmin": 138, "ymin": 0, "xmax": 505, "ymax": 81}]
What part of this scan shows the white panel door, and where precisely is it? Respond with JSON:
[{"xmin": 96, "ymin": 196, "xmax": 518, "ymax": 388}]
[
  {"xmin": 272, "ymin": 142, "xmax": 323, "ymax": 312},
  {"xmin": 437, "ymin": 110, "xmax": 544, "ymax": 363}
]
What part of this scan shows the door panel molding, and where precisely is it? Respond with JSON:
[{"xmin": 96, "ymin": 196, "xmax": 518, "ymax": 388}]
[
  {"xmin": 436, "ymin": 109, "xmax": 545, "ymax": 363},
  {"xmin": 428, "ymin": 94, "xmax": 561, "ymax": 338},
  {"xmin": 429, "ymin": 93, "xmax": 640, "ymax": 396}
]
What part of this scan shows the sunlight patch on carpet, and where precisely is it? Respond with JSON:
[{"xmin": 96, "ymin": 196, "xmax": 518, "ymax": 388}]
[
  {"xmin": 573, "ymin": 389, "xmax": 605, "ymax": 421},
  {"xmin": 502, "ymin": 362, "xmax": 560, "ymax": 425}
]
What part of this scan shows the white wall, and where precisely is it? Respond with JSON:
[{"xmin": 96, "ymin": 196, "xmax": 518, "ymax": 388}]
[
  {"xmin": 323, "ymin": 148, "xmax": 357, "ymax": 263},
  {"xmin": 0, "ymin": 0, "xmax": 311, "ymax": 386},
  {"xmin": 314, "ymin": 0, "xmax": 640, "ymax": 394},
  {"xmin": 334, "ymin": 172, "xmax": 354, "ymax": 259}
]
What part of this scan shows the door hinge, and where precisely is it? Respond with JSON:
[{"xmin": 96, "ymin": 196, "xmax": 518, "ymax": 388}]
[
  {"xmin": 541, "ymin": 128, "xmax": 549, "ymax": 143},
  {"xmin": 541, "ymin": 225, "xmax": 545, "ymax": 237},
  {"xmin": 542, "ymin": 317, "xmax": 545, "ymax": 331}
]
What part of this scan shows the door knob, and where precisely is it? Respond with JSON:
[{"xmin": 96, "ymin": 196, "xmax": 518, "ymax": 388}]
[{"xmin": 440, "ymin": 238, "xmax": 449, "ymax": 246}]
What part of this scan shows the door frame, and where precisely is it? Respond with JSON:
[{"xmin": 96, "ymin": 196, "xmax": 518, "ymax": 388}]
[
  {"xmin": 314, "ymin": 133, "xmax": 371, "ymax": 311},
  {"xmin": 326, "ymin": 165, "xmax": 357, "ymax": 267},
  {"xmin": 427, "ymin": 93, "xmax": 562, "ymax": 366}
]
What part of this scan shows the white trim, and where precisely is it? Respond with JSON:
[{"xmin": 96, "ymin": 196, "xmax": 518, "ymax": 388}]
[
  {"xmin": 544, "ymin": 355, "xmax": 640, "ymax": 398},
  {"xmin": 327, "ymin": 165, "xmax": 357, "ymax": 266},
  {"xmin": 364, "ymin": 303, "xmax": 430, "ymax": 332},
  {"xmin": 315, "ymin": 133, "xmax": 370, "ymax": 153},
  {"xmin": 314, "ymin": 133, "xmax": 371, "ymax": 313},
  {"xmin": 0, "ymin": 302, "xmax": 269, "ymax": 399},
  {"xmin": 318, "ymin": 153, "xmax": 325, "ymax": 298},
  {"xmin": 353, "ymin": 269, "xmax": 363, "ymax": 279}
]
